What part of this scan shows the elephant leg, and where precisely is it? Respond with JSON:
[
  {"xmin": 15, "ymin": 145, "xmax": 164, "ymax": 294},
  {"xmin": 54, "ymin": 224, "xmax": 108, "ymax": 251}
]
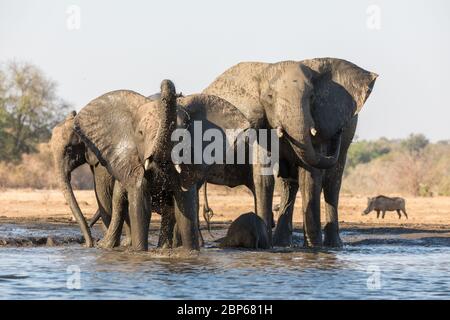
[
  {"xmin": 158, "ymin": 197, "xmax": 176, "ymax": 249},
  {"xmin": 120, "ymin": 216, "xmax": 132, "ymax": 247},
  {"xmin": 299, "ymin": 167, "xmax": 323, "ymax": 247},
  {"xmin": 97, "ymin": 182, "xmax": 127, "ymax": 249},
  {"xmin": 88, "ymin": 209, "xmax": 102, "ymax": 228},
  {"xmin": 92, "ymin": 165, "xmax": 114, "ymax": 230},
  {"xmin": 127, "ymin": 177, "xmax": 151, "ymax": 251},
  {"xmin": 322, "ymin": 165, "xmax": 344, "ymax": 247},
  {"xmin": 252, "ymin": 161, "xmax": 275, "ymax": 245},
  {"xmin": 322, "ymin": 119, "xmax": 356, "ymax": 248},
  {"xmin": 172, "ymin": 221, "xmax": 182, "ymax": 248},
  {"xmin": 273, "ymin": 178, "xmax": 299, "ymax": 247},
  {"xmin": 173, "ymin": 186, "xmax": 200, "ymax": 251}
]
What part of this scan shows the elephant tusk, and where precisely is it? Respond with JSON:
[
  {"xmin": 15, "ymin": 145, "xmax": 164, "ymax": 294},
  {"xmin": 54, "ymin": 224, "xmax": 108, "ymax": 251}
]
[
  {"xmin": 144, "ymin": 158, "xmax": 151, "ymax": 170},
  {"xmin": 310, "ymin": 127, "xmax": 317, "ymax": 137},
  {"xmin": 276, "ymin": 126, "xmax": 284, "ymax": 138}
]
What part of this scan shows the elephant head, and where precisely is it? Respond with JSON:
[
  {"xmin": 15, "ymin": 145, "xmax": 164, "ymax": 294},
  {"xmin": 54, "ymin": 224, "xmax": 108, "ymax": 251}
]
[
  {"xmin": 51, "ymin": 111, "xmax": 93, "ymax": 247},
  {"xmin": 74, "ymin": 81, "xmax": 177, "ymax": 188},
  {"xmin": 73, "ymin": 82, "xmax": 177, "ymax": 250},
  {"xmin": 258, "ymin": 58, "xmax": 377, "ymax": 169}
]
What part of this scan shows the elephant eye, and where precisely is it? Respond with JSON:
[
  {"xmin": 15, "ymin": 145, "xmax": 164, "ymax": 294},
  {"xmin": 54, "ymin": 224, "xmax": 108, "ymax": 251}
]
[{"xmin": 138, "ymin": 130, "xmax": 143, "ymax": 136}]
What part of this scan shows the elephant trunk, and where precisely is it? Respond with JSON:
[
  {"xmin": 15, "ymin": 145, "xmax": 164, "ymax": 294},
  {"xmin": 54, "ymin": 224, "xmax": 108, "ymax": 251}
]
[
  {"xmin": 288, "ymin": 131, "xmax": 341, "ymax": 169},
  {"xmin": 151, "ymin": 79, "xmax": 177, "ymax": 165},
  {"xmin": 285, "ymin": 100, "xmax": 341, "ymax": 169}
]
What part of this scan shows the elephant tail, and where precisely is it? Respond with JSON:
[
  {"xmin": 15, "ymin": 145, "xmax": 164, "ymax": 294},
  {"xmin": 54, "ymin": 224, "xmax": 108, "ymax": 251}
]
[
  {"xmin": 88, "ymin": 209, "xmax": 102, "ymax": 228},
  {"xmin": 202, "ymin": 183, "xmax": 214, "ymax": 237}
]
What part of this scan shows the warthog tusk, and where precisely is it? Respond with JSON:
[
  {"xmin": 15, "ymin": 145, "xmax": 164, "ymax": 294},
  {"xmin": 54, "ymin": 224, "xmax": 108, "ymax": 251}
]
[
  {"xmin": 310, "ymin": 127, "xmax": 317, "ymax": 137},
  {"xmin": 174, "ymin": 164, "xmax": 182, "ymax": 173}
]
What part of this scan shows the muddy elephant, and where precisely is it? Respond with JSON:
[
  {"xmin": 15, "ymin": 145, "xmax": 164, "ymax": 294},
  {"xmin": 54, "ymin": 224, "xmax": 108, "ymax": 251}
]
[
  {"xmin": 74, "ymin": 80, "xmax": 250, "ymax": 251},
  {"xmin": 203, "ymin": 58, "xmax": 378, "ymax": 247},
  {"xmin": 219, "ymin": 212, "xmax": 270, "ymax": 249},
  {"xmin": 51, "ymin": 92, "xmax": 179, "ymax": 248}
]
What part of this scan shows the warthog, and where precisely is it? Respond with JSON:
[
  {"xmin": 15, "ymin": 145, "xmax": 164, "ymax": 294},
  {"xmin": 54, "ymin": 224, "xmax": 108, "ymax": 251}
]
[{"xmin": 362, "ymin": 195, "xmax": 408, "ymax": 219}]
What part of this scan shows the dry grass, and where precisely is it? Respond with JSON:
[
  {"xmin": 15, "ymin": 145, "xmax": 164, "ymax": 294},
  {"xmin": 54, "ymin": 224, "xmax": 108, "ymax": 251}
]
[
  {"xmin": 0, "ymin": 143, "xmax": 93, "ymax": 190},
  {"xmin": 1, "ymin": 186, "xmax": 449, "ymax": 226}
]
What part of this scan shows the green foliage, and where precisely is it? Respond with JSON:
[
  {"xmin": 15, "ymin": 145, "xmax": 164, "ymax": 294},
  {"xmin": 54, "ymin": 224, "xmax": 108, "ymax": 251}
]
[
  {"xmin": 346, "ymin": 137, "xmax": 392, "ymax": 169},
  {"xmin": 0, "ymin": 61, "xmax": 69, "ymax": 162},
  {"xmin": 344, "ymin": 135, "xmax": 450, "ymax": 197}
]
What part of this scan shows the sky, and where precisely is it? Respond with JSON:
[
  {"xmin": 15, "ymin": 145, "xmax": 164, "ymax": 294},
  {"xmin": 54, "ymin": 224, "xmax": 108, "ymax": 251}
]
[{"xmin": 1, "ymin": 0, "xmax": 449, "ymax": 141}]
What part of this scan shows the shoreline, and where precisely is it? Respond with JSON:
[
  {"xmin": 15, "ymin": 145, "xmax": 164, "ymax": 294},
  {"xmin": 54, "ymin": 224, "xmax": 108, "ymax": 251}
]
[{"xmin": 0, "ymin": 188, "xmax": 449, "ymax": 227}]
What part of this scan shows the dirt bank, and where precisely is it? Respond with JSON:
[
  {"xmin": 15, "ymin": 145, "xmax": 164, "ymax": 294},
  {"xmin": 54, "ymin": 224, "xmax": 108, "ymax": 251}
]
[{"xmin": 1, "ymin": 188, "xmax": 449, "ymax": 225}]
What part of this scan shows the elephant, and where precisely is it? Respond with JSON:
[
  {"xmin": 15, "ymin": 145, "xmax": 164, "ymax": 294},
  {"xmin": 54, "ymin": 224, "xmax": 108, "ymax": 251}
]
[
  {"xmin": 73, "ymin": 80, "xmax": 251, "ymax": 251},
  {"xmin": 202, "ymin": 58, "xmax": 378, "ymax": 248},
  {"xmin": 51, "ymin": 92, "xmax": 185, "ymax": 249},
  {"xmin": 218, "ymin": 212, "xmax": 270, "ymax": 249}
]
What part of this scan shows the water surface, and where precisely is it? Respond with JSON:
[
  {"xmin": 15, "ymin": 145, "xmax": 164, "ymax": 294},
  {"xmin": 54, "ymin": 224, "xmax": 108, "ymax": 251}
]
[{"xmin": 0, "ymin": 223, "xmax": 449, "ymax": 299}]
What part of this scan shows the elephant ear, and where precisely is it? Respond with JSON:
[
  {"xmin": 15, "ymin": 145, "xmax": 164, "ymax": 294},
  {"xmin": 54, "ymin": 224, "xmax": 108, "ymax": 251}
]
[
  {"xmin": 179, "ymin": 94, "xmax": 251, "ymax": 157},
  {"xmin": 302, "ymin": 58, "xmax": 378, "ymax": 139},
  {"xmin": 172, "ymin": 94, "xmax": 251, "ymax": 187},
  {"xmin": 304, "ymin": 58, "xmax": 378, "ymax": 114},
  {"xmin": 180, "ymin": 94, "xmax": 251, "ymax": 132},
  {"xmin": 74, "ymin": 90, "xmax": 148, "ymax": 185}
]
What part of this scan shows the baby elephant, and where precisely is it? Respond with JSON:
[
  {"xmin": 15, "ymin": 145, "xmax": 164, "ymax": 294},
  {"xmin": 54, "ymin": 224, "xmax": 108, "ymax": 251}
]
[
  {"xmin": 362, "ymin": 195, "xmax": 408, "ymax": 219},
  {"xmin": 219, "ymin": 212, "xmax": 270, "ymax": 249}
]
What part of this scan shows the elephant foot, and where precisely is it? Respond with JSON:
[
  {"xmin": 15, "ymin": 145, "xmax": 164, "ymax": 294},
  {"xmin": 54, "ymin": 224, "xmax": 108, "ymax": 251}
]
[
  {"xmin": 83, "ymin": 238, "xmax": 95, "ymax": 248},
  {"xmin": 273, "ymin": 215, "xmax": 293, "ymax": 247},
  {"xmin": 323, "ymin": 223, "xmax": 342, "ymax": 248},
  {"xmin": 303, "ymin": 238, "xmax": 323, "ymax": 249},
  {"xmin": 303, "ymin": 228, "xmax": 323, "ymax": 248},
  {"xmin": 273, "ymin": 232, "xmax": 292, "ymax": 247},
  {"xmin": 120, "ymin": 236, "xmax": 132, "ymax": 247},
  {"xmin": 323, "ymin": 224, "xmax": 343, "ymax": 248},
  {"xmin": 157, "ymin": 236, "xmax": 172, "ymax": 249},
  {"xmin": 159, "ymin": 242, "xmax": 172, "ymax": 249},
  {"xmin": 323, "ymin": 235, "xmax": 343, "ymax": 248},
  {"xmin": 96, "ymin": 237, "xmax": 119, "ymax": 249}
]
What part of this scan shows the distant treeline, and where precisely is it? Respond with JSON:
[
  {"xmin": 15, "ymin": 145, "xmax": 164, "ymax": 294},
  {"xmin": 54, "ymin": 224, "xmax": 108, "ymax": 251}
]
[{"xmin": 343, "ymin": 134, "xmax": 450, "ymax": 196}]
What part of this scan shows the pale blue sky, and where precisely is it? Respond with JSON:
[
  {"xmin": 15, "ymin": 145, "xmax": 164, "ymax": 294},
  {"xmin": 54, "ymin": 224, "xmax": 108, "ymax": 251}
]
[{"xmin": 1, "ymin": 0, "xmax": 449, "ymax": 141}]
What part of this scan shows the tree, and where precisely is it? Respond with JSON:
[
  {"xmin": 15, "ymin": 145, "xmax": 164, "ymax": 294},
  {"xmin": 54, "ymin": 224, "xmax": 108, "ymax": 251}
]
[
  {"xmin": 0, "ymin": 61, "xmax": 69, "ymax": 162},
  {"xmin": 401, "ymin": 133, "xmax": 429, "ymax": 155}
]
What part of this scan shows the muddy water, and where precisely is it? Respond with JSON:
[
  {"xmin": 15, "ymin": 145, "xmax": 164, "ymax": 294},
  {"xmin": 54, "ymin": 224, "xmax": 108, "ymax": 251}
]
[{"xmin": 0, "ymin": 223, "xmax": 449, "ymax": 299}]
